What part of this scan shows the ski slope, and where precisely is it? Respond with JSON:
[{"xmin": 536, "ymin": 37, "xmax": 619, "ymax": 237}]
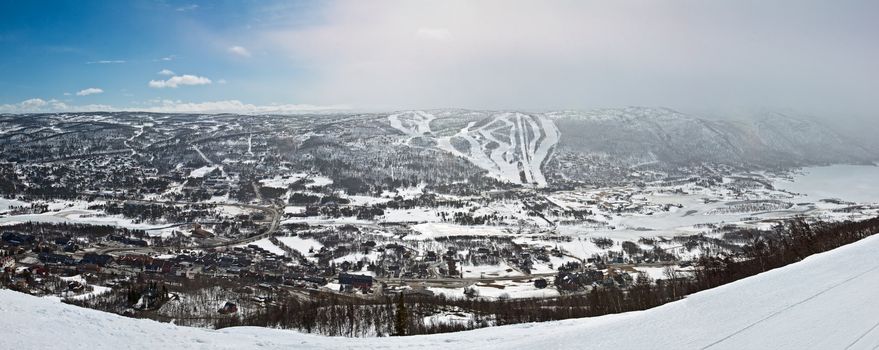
[
  {"xmin": 387, "ymin": 110, "xmax": 436, "ymax": 138},
  {"xmin": 4, "ymin": 235, "xmax": 879, "ymax": 349},
  {"xmin": 388, "ymin": 110, "xmax": 559, "ymax": 187},
  {"xmin": 437, "ymin": 112, "xmax": 559, "ymax": 187}
]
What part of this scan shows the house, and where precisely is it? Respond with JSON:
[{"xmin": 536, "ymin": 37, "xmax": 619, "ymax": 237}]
[
  {"xmin": 145, "ymin": 259, "xmax": 174, "ymax": 274},
  {"xmin": 80, "ymin": 253, "xmax": 114, "ymax": 267},
  {"xmin": 218, "ymin": 301, "xmax": 238, "ymax": 314},
  {"xmin": 38, "ymin": 252, "xmax": 76, "ymax": 265},
  {"xmin": 77, "ymin": 263, "xmax": 102, "ymax": 273},
  {"xmin": 190, "ymin": 224, "xmax": 214, "ymax": 239},
  {"xmin": 1, "ymin": 231, "xmax": 34, "ymax": 246},
  {"xmin": 118, "ymin": 254, "xmax": 152, "ymax": 268},
  {"xmin": 338, "ymin": 273, "xmax": 373, "ymax": 290},
  {"xmin": 533, "ymin": 278, "xmax": 549, "ymax": 289}
]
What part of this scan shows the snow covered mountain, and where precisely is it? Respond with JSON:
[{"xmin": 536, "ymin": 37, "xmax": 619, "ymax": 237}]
[
  {"xmin": 4, "ymin": 234, "xmax": 879, "ymax": 349},
  {"xmin": 385, "ymin": 108, "xmax": 875, "ymax": 186},
  {"xmin": 549, "ymin": 107, "xmax": 875, "ymax": 168},
  {"xmin": 389, "ymin": 110, "xmax": 559, "ymax": 186}
]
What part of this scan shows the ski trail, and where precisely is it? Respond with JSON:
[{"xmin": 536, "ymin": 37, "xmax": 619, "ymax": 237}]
[
  {"xmin": 388, "ymin": 111, "xmax": 435, "ymax": 138},
  {"xmin": 418, "ymin": 111, "xmax": 559, "ymax": 187}
]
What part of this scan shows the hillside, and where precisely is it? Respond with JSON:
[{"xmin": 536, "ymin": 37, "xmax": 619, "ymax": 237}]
[
  {"xmin": 385, "ymin": 108, "xmax": 876, "ymax": 186},
  {"xmin": 4, "ymin": 234, "xmax": 879, "ymax": 349},
  {"xmin": 546, "ymin": 108, "xmax": 875, "ymax": 184}
]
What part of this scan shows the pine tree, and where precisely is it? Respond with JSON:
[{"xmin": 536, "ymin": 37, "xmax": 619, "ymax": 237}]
[{"xmin": 394, "ymin": 293, "xmax": 408, "ymax": 336}]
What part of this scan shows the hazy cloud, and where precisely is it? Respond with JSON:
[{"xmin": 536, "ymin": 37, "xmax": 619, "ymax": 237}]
[
  {"xmin": 20, "ymin": 98, "xmax": 47, "ymax": 109},
  {"xmin": 228, "ymin": 46, "xmax": 251, "ymax": 57},
  {"xmin": 416, "ymin": 27, "xmax": 451, "ymax": 41},
  {"xmin": 1, "ymin": 97, "xmax": 344, "ymax": 114},
  {"xmin": 155, "ymin": 55, "xmax": 176, "ymax": 62},
  {"xmin": 86, "ymin": 60, "xmax": 125, "ymax": 64},
  {"xmin": 0, "ymin": 98, "xmax": 110, "ymax": 113},
  {"xmin": 264, "ymin": 0, "xmax": 879, "ymax": 115},
  {"xmin": 176, "ymin": 4, "xmax": 199, "ymax": 12},
  {"xmin": 158, "ymin": 69, "xmax": 175, "ymax": 76},
  {"xmin": 76, "ymin": 88, "xmax": 104, "ymax": 96},
  {"xmin": 139, "ymin": 100, "xmax": 349, "ymax": 113},
  {"xmin": 148, "ymin": 74, "xmax": 212, "ymax": 88}
]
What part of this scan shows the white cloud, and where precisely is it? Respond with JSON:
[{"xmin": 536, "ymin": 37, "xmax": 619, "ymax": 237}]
[
  {"xmin": 20, "ymin": 98, "xmax": 48, "ymax": 109},
  {"xmin": 217, "ymin": 79, "xmax": 227, "ymax": 84},
  {"xmin": 86, "ymin": 60, "xmax": 125, "ymax": 64},
  {"xmin": 176, "ymin": 4, "xmax": 199, "ymax": 12},
  {"xmin": 76, "ymin": 88, "xmax": 104, "ymax": 96},
  {"xmin": 140, "ymin": 100, "xmax": 348, "ymax": 114},
  {"xmin": 228, "ymin": 46, "xmax": 251, "ymax": 57},
  {"xmin": 158, "ymin": 69, "xmax": 175, "ymax": 76},
  {"xmin": 63, "ymin": 92, "xmax": 71, "ymax": 96},
  {"xmin": 148, "ymin": 74, "xmax": 212, "ymax": 88},
  {"xmin": 0, "ymin": 98, "xmax": 109, "ymax": 113},
  {"xmin": 0, "ymin": 98, "xmax": 347, "ymax": 114},
  {"xmin": 49, "ymin": 99, "xmax": 68, "ymax": 110}
]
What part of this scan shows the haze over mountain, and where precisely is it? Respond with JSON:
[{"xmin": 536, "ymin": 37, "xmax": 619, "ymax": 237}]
[{"xmin": 384, "ymin": 107, "xmax": 876, "ymax": 186}]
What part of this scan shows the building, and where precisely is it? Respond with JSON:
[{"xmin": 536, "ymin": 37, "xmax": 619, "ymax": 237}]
[{"xmin": 338, "ymin": 273, "xmax": 373, "ymax": 290}]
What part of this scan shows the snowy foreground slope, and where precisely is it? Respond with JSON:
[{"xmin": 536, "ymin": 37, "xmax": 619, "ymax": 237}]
[{"xmin": 4, "ymin": 236, "xmax": 879, "ymax": 349}]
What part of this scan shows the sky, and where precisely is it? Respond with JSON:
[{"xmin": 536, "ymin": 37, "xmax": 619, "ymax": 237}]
[{"xmin": 0, "ymin": 0, "xmax": 877, "ymax": 116}]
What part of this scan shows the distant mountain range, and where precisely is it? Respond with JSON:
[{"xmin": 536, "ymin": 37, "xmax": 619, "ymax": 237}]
[
  {"xmin": 548, "ymin": 107, "xmax": 875, "ymax": 167},
  {"xmin": 388, "ymin": 107, "xmax": 876, "ymax": 186}
]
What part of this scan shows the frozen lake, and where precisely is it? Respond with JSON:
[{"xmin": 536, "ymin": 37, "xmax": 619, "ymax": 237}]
[{"xmin": 775, "ymin": 165, "xmax": 879, "ymax": 204}]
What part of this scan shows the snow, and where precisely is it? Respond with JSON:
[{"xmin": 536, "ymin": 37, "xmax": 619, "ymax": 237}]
[
  {"xmin": 434, "ymin": 112, "xmax": 558, "ymax": 187},
  {"xmin": 775, "ymin": 165, "xmax": 879, "ymax": 204},
  {"xmin": 382, "ymin": 207, "xmax": 440, "ymax": 223},
  {"xmin": 56, "ymin": 275, "xmax": 113, "ymax": 301},
  {"xmin": 422, "ymin": 309, "xmax": 476, "ymax": 327},
  {"xmin": 380, "ymin": 183, "xmax": 426, "ymax": 199},
  {"xmin": 460, "ymin": 263, "xmax": 523, "ymax": 279},
  {"xmin": 237, "ymin": 238, "xmax": 286, "ymax": 256},
  {"xmin": 259, "ymin": 173, "xmax": 334, "ymax": 189},
  {"xmin": 0, "ymin": 197, "xmax": 28, "ymax": 211},
  {"xmin": 406, "ymin": 223, "xmax": 513, "ymax": 240},
  {"xmin": 387, "ymin": 110, "xmax": 436, "ymax": 137},
  {"xmin": 0, "ymin": 208, "xmax": 180, "ymax": 237},
  {"xmin": 66, "ymin": 285, "xmax": 112, "ymax": 301},
  {"xmin": 275, "ymin": 236, "xmax": 323, "ymax": 255},
  {"xmin": 215, "ymin": 205, "xmax": 255, "ymax": 217},
  {"xmin": 283, "ymin": 206, "xmax": 306, "ymax": 214},
  {"xmin": 332, "ymin": 251, "xmax": 382, "ymax": 265},
  {"xmin": 189, "ymin": 165, "xmax": 218, "ymax": 178},
  {"xmin": 346, "ymin": 195, "xmax": 392, "ymax": 206},
  {"xmin": 3, "ymin": 234, "xmax": 879, "ymax": 349}
]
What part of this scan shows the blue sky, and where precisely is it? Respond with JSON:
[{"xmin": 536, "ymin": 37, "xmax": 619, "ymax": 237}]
[
  {"xmin": 1, "ymin": 0, "xmax": 877, "ymax": 115},
  {"xmin": 0, "ymin": 0, "xmax": 334, "ymax": 112}
]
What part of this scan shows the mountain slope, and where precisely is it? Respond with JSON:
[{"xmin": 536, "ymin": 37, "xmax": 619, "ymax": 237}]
[
  {"xmin": 389, "ymin": 110, "xmax": 559, "ymax": 186},
  {"xmin": 4, "ymin": 234, "xmax": 879, "ymax": 349},
  {"xmin": 386, "ymin": 108, "xmax": 875, "ymax": 187}
]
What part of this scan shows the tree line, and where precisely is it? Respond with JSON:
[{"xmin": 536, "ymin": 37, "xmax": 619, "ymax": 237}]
[{"xmin": 218, "ymin": 215, "xmax": 879, "ymax": 336}]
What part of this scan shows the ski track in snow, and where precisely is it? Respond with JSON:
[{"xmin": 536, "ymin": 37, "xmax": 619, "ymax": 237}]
[
  {"xmin": 387, "ymin": 111, "xmax": 436, "ymax": 138},
  {"xmin": 392, "ymin": 111, "xmax": 559, "ymax": 187}
]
